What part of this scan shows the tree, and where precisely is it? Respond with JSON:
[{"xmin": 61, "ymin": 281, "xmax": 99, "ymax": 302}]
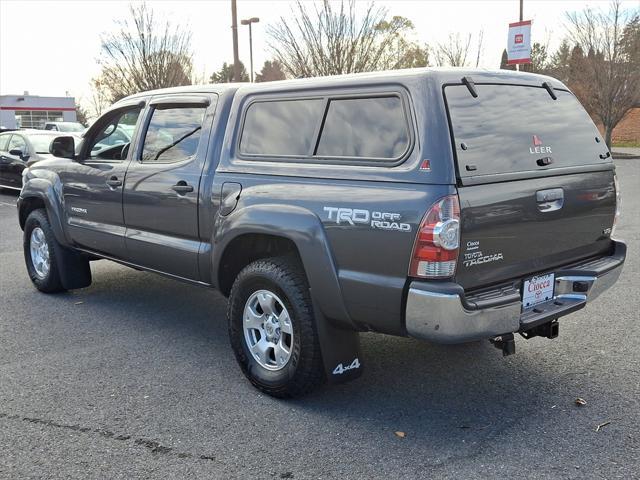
[
  {"xmin": 546, "ymin": 40, "xmax": 572, "ymax": 82},
  {"xmin": 210, "ymin": 62, "xmax": 249, "ymax": 83},
  {"xmin": 433, "ymin": 31, "xmax": 483, "ymax": 67},
  {"xmin": 521, "ymin": 42, "xmax": 550, "ymax": 73},
  {"xmin": 95, "ymin": 2, "xmax": 194, "ymax": 103},
  {"xmin": 87, "ymin": 77, "xmax": 111, "ymax": 119},
  {"xmin": 500, "ymin": 48, "xmax": 516, "ymax": 70},
  {"xmin": 266, "ymin": 1, "xmax": 428, "ymax": 78},
  {"xmin": 565, "ymin": 0, "xmax": 640, "ymax": 147},
  {"xmin": 255, "ymin": 60, "xmax": 287, "ymax": 82},
  {"xmin": 74, "ymin": 102, "xmax": 89, "ymax": 126}
]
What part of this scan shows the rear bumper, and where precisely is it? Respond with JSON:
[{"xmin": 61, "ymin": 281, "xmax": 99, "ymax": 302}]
[{"xmin": 405, "ymin": 240, "xmax": 626, "ymax": 344}]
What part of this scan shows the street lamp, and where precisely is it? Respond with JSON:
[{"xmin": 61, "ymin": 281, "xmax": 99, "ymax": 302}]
[{"xmin": 240, "ymin": 17, "xmax": 260, "ymax": 82}]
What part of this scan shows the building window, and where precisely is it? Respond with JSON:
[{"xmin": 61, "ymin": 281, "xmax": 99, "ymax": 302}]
[{"xmin": 14, "ymin": 111, "xmax": 64, "ymax": 129}]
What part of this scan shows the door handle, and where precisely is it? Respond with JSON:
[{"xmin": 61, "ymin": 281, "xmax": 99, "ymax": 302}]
[
  {"xmin": 106, "ymin": 176, "xmax": 122, "ymax": 188},
  {"xmin": 172, "ymin": 181, "xmax": 194, "ymax": 194},
  {"xmin": 536, "ymin": 188, "xmax": 564, "ymax": 212}
]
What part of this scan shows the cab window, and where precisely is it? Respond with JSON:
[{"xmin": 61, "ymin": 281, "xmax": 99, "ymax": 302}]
[
  {"xmin": 88, "ymin": 108, "xmax": 141, "ymax": 161},
  {"xmin": 140, "ymin": 106, "xmax": 206, "ymax": 163}
]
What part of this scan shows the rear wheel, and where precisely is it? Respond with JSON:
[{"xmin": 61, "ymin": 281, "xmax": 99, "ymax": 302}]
[{"xmin": 228, "ymin": 256, "xmax": 325, "ymax": 397}]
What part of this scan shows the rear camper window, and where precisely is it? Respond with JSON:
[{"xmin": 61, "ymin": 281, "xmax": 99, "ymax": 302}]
[
  {"xmin": 316, "ymin": 96, "xmax": 409, "ymax": 159},
  {"xmin": 445, "ymin": 84, "xmax": 609, "ymax": 179},
  {"xmin": 239, "ymin": 93, "xmax": 411, "ymax": 163},
  {"xmin": 240, "ymin": 99, "xmax": 323, "ymax": 156}
]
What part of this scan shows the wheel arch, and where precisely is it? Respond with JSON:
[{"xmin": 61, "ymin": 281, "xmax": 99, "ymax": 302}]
[
  {"xmin": 213, "ymin": 204, "xmax": 354, "ymax": 329},
  {"xmin": 19, "ymin": 178, "xmax": 69, "ymax": 246}
]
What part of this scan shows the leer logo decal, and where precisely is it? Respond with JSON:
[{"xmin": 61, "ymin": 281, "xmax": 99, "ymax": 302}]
[{"xmin": 530, "ymin": 135, "xmax": 552, "ymax": 154}]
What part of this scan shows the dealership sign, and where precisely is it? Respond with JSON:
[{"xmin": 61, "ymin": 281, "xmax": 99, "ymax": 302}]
[{"xmin": 507, "ymin": 20, "xmax": 532, "ymax": 65}]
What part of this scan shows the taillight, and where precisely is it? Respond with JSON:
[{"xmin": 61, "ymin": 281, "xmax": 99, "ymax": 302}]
[
  {"xmin": 612, "ymin": 174, "xmax": 621, "ymax": 237},
  {"xmin": 409, "ymin": 195, "xmax": 460, "ymax": 279}
]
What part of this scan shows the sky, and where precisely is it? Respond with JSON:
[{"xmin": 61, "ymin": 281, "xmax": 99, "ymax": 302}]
[{"xmin": 1, "ymin": 0, "xmax": 637, "ymax": 110}]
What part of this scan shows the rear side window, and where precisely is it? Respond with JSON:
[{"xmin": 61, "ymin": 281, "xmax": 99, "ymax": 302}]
[
  {"xmin": 240, "ymin": 99, "xmax": 323, "ymax": 156},
  {"xmin": 445, "ymin": 84, "xmax": 608, "ymax": 179},
  {"xmin": 316, "ymin": 97, "xmax": 409, "ymax": 159},
  {"xmin": 141, "ymin": 106, "xmax": 206, "ymax": 163}
]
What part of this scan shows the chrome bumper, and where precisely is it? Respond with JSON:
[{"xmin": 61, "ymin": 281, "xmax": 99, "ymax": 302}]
[{"xmin": 405, "ymin": 242, "xmax": 626, "ymax": 344}]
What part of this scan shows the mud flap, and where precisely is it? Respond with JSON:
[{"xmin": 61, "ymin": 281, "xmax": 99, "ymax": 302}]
[
  {"xmin": 55, "ymin": 245, "xmax": 92, "ymax": 290},
  {"xmin": 313, "ymin": 305, "xmax": 363, "ymax": 384}
]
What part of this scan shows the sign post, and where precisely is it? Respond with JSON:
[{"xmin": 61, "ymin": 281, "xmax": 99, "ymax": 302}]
[{"xmin": 506, "ymin": 20, "xmax": 532, "ymax": 68}]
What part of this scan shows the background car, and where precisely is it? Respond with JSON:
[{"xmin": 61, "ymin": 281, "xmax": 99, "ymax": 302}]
[
  {"xmin": 43, "ymin": 121, "xmax": 86, "ymax": 133},
  {"xmin": 0, "ymin": 130, "xmax": 75, "ymax": 190}
]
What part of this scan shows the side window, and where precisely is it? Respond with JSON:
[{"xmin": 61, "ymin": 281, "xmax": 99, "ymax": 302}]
[
  {"xmin": 8, "ymin": 135, "xmax": 27, "ymax": 153},
  {"xmin": 45, "ymin": 124, "xmax": 57, "ymax": 131},
  {"xmin": 316, "ymin": 96, "xmax": 409, "ymax": 159},
  {"xmin": 240, "ymin": 99, "xmax": 323, "ymax": 156},
  {"xmin": 88, "ymin": 108, "xmax": 141, "ymax": 161},
  {"xmin": 0, "ymin": 134, "xmax": 10, "ymax": 151},
  {"xmin": 141, "ymin": 106, "xmax": 206, "ymax": 163}
]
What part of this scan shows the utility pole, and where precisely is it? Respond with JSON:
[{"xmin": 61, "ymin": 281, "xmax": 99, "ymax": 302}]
[
  {"xmin": 231, "ymin": 0, "xmax": 241, "ymax": 82},
  {"xmin": 517, "ymin": 0, "xmax": 523, "ymax": 71}
]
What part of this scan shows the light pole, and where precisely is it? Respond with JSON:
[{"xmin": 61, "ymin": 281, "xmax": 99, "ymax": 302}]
[{"xmin": 241, "ymin": 17, "xmax": 260, "ymax": 82}]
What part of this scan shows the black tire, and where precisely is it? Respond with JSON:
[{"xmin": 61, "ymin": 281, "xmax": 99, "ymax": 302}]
[
  {"xmin": 228, "ymin": 256, "xmax": 325, "ymax": 398},
  {"xmin": 23, "ymin": 209, "xmax": 66, "ymax": 293}
]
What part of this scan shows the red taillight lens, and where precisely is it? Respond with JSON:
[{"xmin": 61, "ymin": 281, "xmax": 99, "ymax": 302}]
[{"xmin": 409, "ymin": 195, "xmax": 460, "ymax": 278}]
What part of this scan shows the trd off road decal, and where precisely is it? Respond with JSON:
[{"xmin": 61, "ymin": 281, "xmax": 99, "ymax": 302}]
[
  {"xmin": 462, "ymin": 240, "xmax": 504, "ymax": 267},
  {"xmin": 323, "ymin": 207, "xmax": 411, "ymax": 232}
]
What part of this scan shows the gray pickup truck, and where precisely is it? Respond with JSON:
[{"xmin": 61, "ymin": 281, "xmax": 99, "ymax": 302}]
[{"xmin": 17, "ymin": 69, "xmax": 625, "ymax": 397}]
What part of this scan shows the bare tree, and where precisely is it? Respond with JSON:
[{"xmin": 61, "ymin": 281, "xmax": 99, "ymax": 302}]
[
  {"xmin": 266, "ymin": 1, "xmax": 427, "ymax": 78},
  {"xmin": 566, "ymin": 0, "xmax": 640, "ymax": 147},
  {"xmin": 88, "ymin": 77, "xmax": 111, "ymax": 119},
  {"xmin": 95, "ymin": 2, "xmax": 194, "ymax": 103},
  {"xmin": 433, "ymin": 33, "xmax": 472, "ymax": 67}
]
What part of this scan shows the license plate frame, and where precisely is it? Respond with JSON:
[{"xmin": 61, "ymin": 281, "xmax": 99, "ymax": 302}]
[{"xmin": 522, "ymin": 273, "xmax": 555, "ymax": 309}]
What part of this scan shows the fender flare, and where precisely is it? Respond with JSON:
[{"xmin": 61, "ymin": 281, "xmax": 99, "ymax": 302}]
[
  {"xmin": 19, "ymin": 177, "xmax": 70, "ymax": 247},
  {"xmin": 213, "ymin": 203, "xmax": 354, "ymax": 330}
]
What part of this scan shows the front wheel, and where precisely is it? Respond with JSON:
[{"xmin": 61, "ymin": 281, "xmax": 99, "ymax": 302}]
[
  {"xmin": 23, "ymin": 209, "xmax": 65, "ymax": 293},
  {"xmin": 227, "ymin": 256, "xmax": 325, "ymax": 398}
]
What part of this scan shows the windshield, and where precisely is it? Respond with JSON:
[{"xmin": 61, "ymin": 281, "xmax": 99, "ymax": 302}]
[
  {"xmin": 28, "ymin": 134, "xmax": 60, "ymax": 153},
  {"xmin": 445, "ymin": 84, "xmax": 609, "ymax": 179},
  {"xmin": 56, "ymin": 123, "xmax": 85, "ymax": 132}
]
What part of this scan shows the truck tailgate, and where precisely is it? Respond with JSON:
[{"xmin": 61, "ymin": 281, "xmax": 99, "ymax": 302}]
[{"xmin": 455, "ymin": 171, "xmax": 615, "ymax": 289}]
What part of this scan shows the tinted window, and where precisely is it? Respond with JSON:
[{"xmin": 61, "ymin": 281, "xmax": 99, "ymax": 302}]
[
  {"xmin": 89, "ymin": 108, "xmax": 141, "ymax": 161},
  {"xmin": 141, "ymin": 106, "xmax": 205, "ymax": 163},
  {"xmin": 0, "ymin": 134, "xmax": 10, "ymax": 151},
  {"xmin": 445, "ymin": 85, "xmax": 608, "ymax": 178},
  {"xmin": 240, "ymin": 99, "xmax": 323, "ymax": 156},
  {"xmin": 316, "ymin": 97, "xmax": 409, "ymax": 159}
]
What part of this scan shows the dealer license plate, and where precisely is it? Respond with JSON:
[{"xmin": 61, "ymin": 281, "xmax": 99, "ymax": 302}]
[{"xmin": 522, "ymin": 273, "xmax": 555, "ymax": 309}]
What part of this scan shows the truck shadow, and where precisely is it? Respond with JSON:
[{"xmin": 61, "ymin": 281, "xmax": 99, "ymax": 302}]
[{"xmin": 77, "ymin": 263, "xmax": 576, "ymax": 448}]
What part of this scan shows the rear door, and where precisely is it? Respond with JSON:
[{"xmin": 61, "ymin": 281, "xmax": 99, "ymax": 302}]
[
  {"xmin": 444, "ymin": 83, "xmax": 616, "ymax": 290},
  {"xmin": 123, "ymin": 94, "xmax": 217, "ymax": 281}
]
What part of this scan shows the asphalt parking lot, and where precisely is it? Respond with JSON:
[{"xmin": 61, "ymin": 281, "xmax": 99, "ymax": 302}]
[{"xmin": 0, "ymin": 159, "xmax": 638, "ymax": 480}]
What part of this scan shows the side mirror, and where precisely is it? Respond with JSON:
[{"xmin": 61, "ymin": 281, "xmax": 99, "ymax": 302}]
[
  {"xmin": 49, "ymin": 136, "xmax": 76, "ymax": 159},
  {"xmin": 9, "ymin": 148, "xmax": 24, "ymax": 157}
]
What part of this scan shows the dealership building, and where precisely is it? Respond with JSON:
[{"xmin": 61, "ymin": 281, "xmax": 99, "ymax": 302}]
[{"xmin": 0, "ymin": 93, "xmax": 77, "ymax": 129}]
